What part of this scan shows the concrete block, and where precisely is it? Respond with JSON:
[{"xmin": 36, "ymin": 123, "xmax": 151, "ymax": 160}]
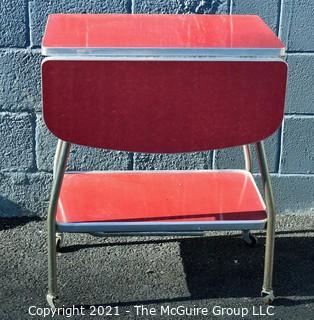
[
  {"xmin": 281, "ymin": 117, "xmax": 314, "ymax": 174},
  {"xmin": 0, "ymin": 172, "xmax": 52, "ymax": 217},
  {"xmin": 0, "ymin": 0, "xmax": 28, "ymax": 47},
  {"xmin": 0, "ymin": 113, "xmax": 35, "ymax": 171},
  {"xmin": 0, "ymin": 50, "xmax": 42, "ymax": 112},
  {"xmin": 133, "ymin": 0, "xmax": 229, "ymax": 14},
  {"xmin": 231, "ymin": 0, "xmax": 280, "ymax": 33},
  {"xmin": 285, "ymin": 54, "xmax": 314, "ymax": 114},
  {"xmin": 280, "ymin": 0, "xmax": 314, "ymax": 51},
  {"xmin": 36, "ymin": 115, "xmax": 132, "ymax": 171},
  {"xmin": 134, "ymin": 152, "xmax": 212, "ymax": 170},
  {"xmin": 29, "ymin": 0, "xmax": 130, "ymax": 47},
  {"xmin": 253, "ymin": 174, "xmax": 314, "ymax": 214},
  {"xmin": 269, "ymin": 175, "xmax": 314, "ymax": 214},
  {"xmin": 215, "ymin": 130, "xmax": 280, "ymax": 173}
]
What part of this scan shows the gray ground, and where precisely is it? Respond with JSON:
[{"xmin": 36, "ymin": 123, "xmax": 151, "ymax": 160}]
[{"xmin": 0, "ymin": 214, "xmax": 313, "ymax": 320}]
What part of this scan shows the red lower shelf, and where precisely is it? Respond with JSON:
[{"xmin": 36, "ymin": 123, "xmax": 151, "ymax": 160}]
[{"xmin": 56, "ymin": 170, "xmax": 266, "ymax": 224}]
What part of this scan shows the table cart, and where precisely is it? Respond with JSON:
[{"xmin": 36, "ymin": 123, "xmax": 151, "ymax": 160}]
[{"xmin": 41, "ymin": 14, "xmax": 287, "ymax": 308}]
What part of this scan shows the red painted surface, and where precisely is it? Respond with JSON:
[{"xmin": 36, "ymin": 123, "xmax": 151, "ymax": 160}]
[
  {"xmin": 42, "ymin": 60, "xmax": 287, "ymax": 152},
  {"xmin": 43, "ymin": 14, "xmax": 284, "ymax": 50},
  {"xmin": 56, "ymin": 171, "xmax": 266, "ymax": 224}
]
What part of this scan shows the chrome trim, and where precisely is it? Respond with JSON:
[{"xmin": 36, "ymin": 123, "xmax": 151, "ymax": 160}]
[
  {"xmin": 255, "ymin": 141, "xmax": 277, "ymax": 295},
  {"xmin": 58, "ymin": 219, "xmax": 267, "ymax": 233},
  {"xmin": 88, "ymin": 231, "xmax": 205, "ymax": 237},
  {"xmin": 243, "ymin": 145, "xmax": 253, "ymax": 173},
  {"xmin": 42, "ymin": 47, "xmax": 285, "ymax": 59},
  {"xmin": 60, "ymin": 168, "xmax": 261, "ymax": 174},
  {"xmin": 42, "ymin": 56, "xmax": 286, "ymax": 64},
  {"xmin": 47, "ymin": 140, "xmax": 71, "ymax": 300}
]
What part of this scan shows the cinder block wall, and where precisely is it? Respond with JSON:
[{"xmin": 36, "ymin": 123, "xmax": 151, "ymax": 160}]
[{"xmin": 0, "ymin": 0, "xmax": 313, "ymax": 217}]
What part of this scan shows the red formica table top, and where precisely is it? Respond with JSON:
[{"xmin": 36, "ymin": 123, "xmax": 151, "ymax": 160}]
[{"xmin": 42, "ymin": 14, "xmax": 284, "ymax": 57}]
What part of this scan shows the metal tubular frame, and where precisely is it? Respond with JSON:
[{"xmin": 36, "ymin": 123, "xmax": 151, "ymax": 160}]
[
  {"xmin": 255, "ymin": 141, "xmax": 276, "ymax": 302},
  {"xmin": 241, "ymin": 145, "xmax": 253, "ymax": 244},
  {"xmin": 53, "ymin": 140, "xmax": 63, "ymax": 178},
  {"xmin": 53, "ymin": 140, "xmax": 63, "ymax": 246},
  {"xmin": 46, "ymin": 139, "xmax": 276, "ymax": 306},
  {"xmin": 243, "ymin": 145, "xmax": 253, "ymax": 173},
  {"xmin": 47, "ymin": 140, "xmax": 71, "ymax": 307}
]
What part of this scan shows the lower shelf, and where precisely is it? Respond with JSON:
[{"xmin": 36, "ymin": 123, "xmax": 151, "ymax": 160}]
[{"xmin": 56, "ymin": 170, "xmax": 267, "ymax": 233}]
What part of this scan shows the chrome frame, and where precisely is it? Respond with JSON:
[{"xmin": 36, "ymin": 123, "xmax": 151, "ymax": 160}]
[
  {"xmin": 53, "ymin": 140, "xmax": 63, "ymax": 179},
  {"xmin": 46, "ymin": 139, "xmax": 276, "ymax": 305},
  {"xmin": 58, "ymin": 219, "xmax": 266, "ymax": 233},
  {"xmin": 43, "ymin": 15, "xmax": 283, "ymax": 307},
  {"xmin": 47, "ymin": 140, "xmax": 71, "ymax": 306},
  {"xmin": 243, "ymin": 145, "xmax": 252, "ymax": 173},
  {"xmin": 89, "ymin": 231, "xmax": 205, "ymax": 237},
  {"xmin": 42, "ymin": 47, "xmax": 285, "ymax": 59},
  {"xmin": 241, "ymin": 142, "xmax": 275, "ymax": 300},
  {"xmin": 255, "ymin": 141, "xmax": 276, "ymax": 300}
]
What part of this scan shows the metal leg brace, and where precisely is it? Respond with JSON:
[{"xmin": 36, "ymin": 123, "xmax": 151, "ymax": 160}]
[
  {"xmin": 241, "ymin": 145, "xmax": 258, "ymax": 246},
  {"xmin": 256, "ymin": 141, "xmax": 276, "ymax": 304},
  {"xmin": 47, "ymin": 140, "xmax": 71, "ymax": 309}
]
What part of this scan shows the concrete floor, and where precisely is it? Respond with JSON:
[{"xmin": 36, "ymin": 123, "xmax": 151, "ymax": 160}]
[{"xmin": 0, "ymin": 214, "xmax": 313, "ymax": 319}]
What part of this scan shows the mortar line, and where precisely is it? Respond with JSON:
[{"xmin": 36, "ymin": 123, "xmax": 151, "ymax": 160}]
[
  {"xmin": 1, "ymin": 170, "xmax": 313, "ymax": 177},
  {"xmin": 278, "ymin": 118, "xmax": 285, "ymax": 175},
  {"xmin": 0, "ymin": 111, "xmax": 34, "ymax": 116},
  {"xmin": 285, "ymin": 114, "xmax": 314, "ymax": 118},
  {"xmin": 276, "ymin": 0, "xmax": 283, "ymax": 37},
  {"xmin": 286, "ymin": 51, "xmax": 314, "ymax": 54},
  {"xmin": 229, "ymin": 0, "xmax": 233, "ymax": 14},
  {"xmin": 127, "ymin": 152, "xmax": 135, "ymax": 170},
  {"xmin": 24, "ymin": 0, "xmax": 31, "ymax": 48},
  {"xmin": 211, "ymin": 150, "xmax": 216, "ymax": 170},
  {"xmin": 30, "ymin": 114, "xmax": 38, "ymax": 173}
]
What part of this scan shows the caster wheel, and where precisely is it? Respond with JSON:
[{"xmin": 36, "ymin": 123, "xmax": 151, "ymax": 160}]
[
  {"xmin": 47, "ymin": 293, "xmax": 58, "ymax": 309},
  {"xmin": 261, "ymin": 290, "xmax": 275, "ymax": 304},
  {"xmin": 242, "ymin": 231, "xmax": 258, "ymax": 247},
  {"xmin": 56, "ymin": 233, "xmax": 63, "ymax": 251}
]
